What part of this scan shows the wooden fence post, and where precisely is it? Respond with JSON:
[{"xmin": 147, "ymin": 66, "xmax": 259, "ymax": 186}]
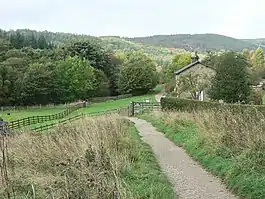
[{"xmin": 131, "ymin": 101, "xmax": 135, "ymax": 116}]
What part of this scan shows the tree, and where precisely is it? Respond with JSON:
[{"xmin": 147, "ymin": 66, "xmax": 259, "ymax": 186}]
[
  {"xmin": 18, "ymin": 63, "xmax": 56, "ymax": 105},
  {"xmin": 37, "ymin": 34, "xmax": 49, "ymax": 49},
  {"xmin": 0, "ymin": 38, "xmax": 11, "ymax": 62},
  {"xmin": 242, "ymin": 48, "xmax": 249, "ymax": 59},
  {"xmin": 164, "ymin": 53, "xmax": 191, "ymax": 83},
  {"xmin": 93, "ymin": 69, "xmax": 110, "ymax": 97},
  {"xmin": 55, "ymin": 56, "xmax": 96, "ymax": 102},
  {"xmin": 118, "ymin": 52, "xmax": 158, "ymax": 95},
  {"xmin": 209, "ymin": 52, "xmax": 251, "ymax": 103},
  {"xmin": 9, "ymin": 31, "xmax": 25, "ymax": 49},
  {"xmin": 175, "ymin": 72, "xmax": 212, "ymax": 99},
  {"xmin": 28, "ymin": 32, "xmax": 38, "ymax": 48},
  {"xmin": 65, "ymin": 41, "xmax": 120, "ymax": 95},
  {"xmin": 253, "ymin": 47, "xmax": 265, "ymax": 68}
]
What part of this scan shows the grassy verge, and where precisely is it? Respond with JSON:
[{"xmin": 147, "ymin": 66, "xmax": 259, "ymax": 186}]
[
  {"xmin": 140, "ymin": 111, "xmax": 265, "ymax": 199},
  {"xmin": 1, "ymin": 114, "xmax": 174, "ymax": 198},
  {"xmin": 123, "ymin": 125, "xmax": 176, "ymax": 198}
]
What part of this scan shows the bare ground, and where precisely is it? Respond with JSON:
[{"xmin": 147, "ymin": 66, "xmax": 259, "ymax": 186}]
[{"xmin": 128, "ymin": 117, "xmax": 238, "ymax": 199}]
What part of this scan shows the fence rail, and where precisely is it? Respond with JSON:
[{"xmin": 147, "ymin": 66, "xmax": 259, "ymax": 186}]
[
  {"xmin": 130, "ymin": 101, "xmax": 161, "ymax": 116},
  {"xmin": 7, "ymin": 102, "xmax": 84, "ymax": 130},
  {"xmin": 0, "ymin": 101, "xmax": 84, "ymax": 112},
  {"xmin": 31, "ymin": 106, "xmax": 131, "ymax": 132},
  {"xmin": 0, "ymin": 101, "xmax": 160, "ymax": 133}
]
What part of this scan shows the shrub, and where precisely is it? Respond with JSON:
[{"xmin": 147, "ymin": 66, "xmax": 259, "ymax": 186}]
[
  {"xmin": 164, "ymin": 78, "xmax": 176, "ymax": 93},
  {"xmin": 249, "ymin": 90, "xmax": 263, "ymax": 105}
]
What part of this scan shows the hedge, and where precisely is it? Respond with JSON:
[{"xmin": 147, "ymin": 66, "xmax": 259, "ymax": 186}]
[{"xmin": 161, "ymin": 97, "xmax": 265, "ymax": 116}]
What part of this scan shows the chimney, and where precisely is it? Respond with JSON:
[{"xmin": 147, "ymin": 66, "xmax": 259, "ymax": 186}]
[{"xmin": 191, "ymin": 51, "xmax": 199, "ymax": 63}]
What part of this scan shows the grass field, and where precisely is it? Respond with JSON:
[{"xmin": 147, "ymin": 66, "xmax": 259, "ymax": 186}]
[
  {"xmin": 29, "ymin": 94, "xmax": 156, "ymax": 130},
  {"xmin": 81, "ymin": 94, "xmax": 156, "ymax": 114},
  {"xmin": 1, "ymin": 115, "xmax": 175, "ymax": 198},
  {"xmin": 0, "ymin": 91, "xmax": 157, "ymax": 122},
  {"xmin": 0, "ymin": 106, "xmax": 66, "ymax": 121}
]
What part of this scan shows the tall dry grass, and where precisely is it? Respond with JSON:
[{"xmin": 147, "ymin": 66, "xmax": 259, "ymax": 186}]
[
  {"xmin": 152, "ymin": 107, "xmax": 265, "ymax": 165},
  {"xmin": 0, "ymin": 114, "xmax": 136, "ymax": 199}
]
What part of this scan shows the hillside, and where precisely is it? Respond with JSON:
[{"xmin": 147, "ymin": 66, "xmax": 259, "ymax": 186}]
[
  {"xmin": 2, "ymin": 29, "xmax": 263, "ymax": 62},
  {"xmin": 241, "ymin": 38, "xmax": 265, "ymax": 48},
  {"xmin": 125, "ymin": 34, "xmax": 259, "ymax": 52},
  {"xmin": 1, "ymin": 29, "xmax": 184, "ymax": 66},
  {"xmin": 100, "ymin": 36, "xmax": 186, "ymax": 66}
]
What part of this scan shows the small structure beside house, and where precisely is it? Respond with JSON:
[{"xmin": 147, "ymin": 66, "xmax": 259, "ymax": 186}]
[{"xmin": 174, "ymin": 53, "xmax": 215, "ymax": 101}]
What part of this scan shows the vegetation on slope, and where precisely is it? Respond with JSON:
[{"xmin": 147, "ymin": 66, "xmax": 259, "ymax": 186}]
[
  {"xmin": 1, "ymin": 115, "xmax": 175, "ymax": 198},
  {"xmin": 100, "ymin": 36, "xmax": 185, "ymax": 66},
  {"xmin": 125, "ymin": 34, "xmax": 259, "ymax": 52},
  {"xmin": 0, "ymin": 29, "xmax": 158, "ymax": 106},
  {"xmin": 241, "ymin": 38, "xmax": 265, "ymax": 48},
  {"xmin": 141, "ymin": 109, "xmax": 265, "ymax": 199}
]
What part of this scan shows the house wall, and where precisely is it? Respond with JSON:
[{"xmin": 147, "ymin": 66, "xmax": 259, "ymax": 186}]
[{"xmin": 175, "ymin": 63, "xmax": 215, "ymax": 100}]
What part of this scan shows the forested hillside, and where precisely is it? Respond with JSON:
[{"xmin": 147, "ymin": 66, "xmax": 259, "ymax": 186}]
[
  {"xmin": 100, "ymin": 36, "xmax": 186, "ymax": 66},
  {"xmin": 1, "ymin": 29, "xmax": 184, "ymax": 67},
  {"xmin": 241, "ymin": 38, "xmax": 265, "ymax": 48},
  {"xmin": 125, "ymin": 34, "xmax": 259, "ymax": 52},
  {"xmin": 0, "ymin": 29, "xmax": 159, "ymax": 106}
]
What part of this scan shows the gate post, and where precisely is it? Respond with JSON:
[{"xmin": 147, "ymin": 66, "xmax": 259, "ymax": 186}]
[{"xmin": 131, "ymin": 101, "xmax": 135, "ymax": 116}]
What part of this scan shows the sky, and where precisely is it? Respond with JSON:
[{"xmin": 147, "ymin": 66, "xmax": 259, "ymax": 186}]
[{"xmin": 1, "ymin": 0, "xmax": 265, "ymax": 39}]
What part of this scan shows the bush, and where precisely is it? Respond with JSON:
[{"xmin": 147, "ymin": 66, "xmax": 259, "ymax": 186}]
[
  {"xmin": 164, "ymin": 78, "xmax": 176, "ymax": 93},
  {"xmin": 249, "ymin": 90, "xmax": 263, "ymax": 105},
  {"xmin": 161, "ymin": 97, "xmax": 265, "ymax": 116}
]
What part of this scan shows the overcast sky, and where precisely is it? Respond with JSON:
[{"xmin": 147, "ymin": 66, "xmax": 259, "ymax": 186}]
[{"xmin": 1, "ymin": 0, "xmax": 264, "ymax": 39}]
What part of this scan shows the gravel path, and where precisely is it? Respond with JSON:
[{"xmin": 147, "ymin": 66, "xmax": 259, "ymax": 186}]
[{"xmin": 128, "ymin": 117, "xmax": 238, "ymax": 199}]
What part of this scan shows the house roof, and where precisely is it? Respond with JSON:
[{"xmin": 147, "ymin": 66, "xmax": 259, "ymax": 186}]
[{"xmin": 174, "ymin": 61, "xmax": 213, "ymax": 75}]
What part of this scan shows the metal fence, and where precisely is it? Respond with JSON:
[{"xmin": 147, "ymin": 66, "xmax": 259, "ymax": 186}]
[{"xmin": 130, "ymin": 101, "xmax": 161, "ymax": 116}]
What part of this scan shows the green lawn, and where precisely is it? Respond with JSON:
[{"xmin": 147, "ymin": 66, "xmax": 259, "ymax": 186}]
[
  {"xmin": 0, "ymin": 92, "xmax": 157, "ymax": 123},
  {"xmin": 30, "ymin": 94, "xmax": 157, "ymax": 130},
  {"xmin": 0, "ymin": 106, "xmax": 66, "ymax": 121},
  {"xmin": 81, "ymin": 94, "xmax": 156, "ymax": 114}
]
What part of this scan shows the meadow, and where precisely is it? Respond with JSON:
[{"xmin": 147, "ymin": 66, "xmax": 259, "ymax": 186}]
[
  {"xmin": 0, "ymin": 93, "xmax": 156, "ymax": 122},
  {"xmin": 0, "ymin": 114, "xmax": 174, "ymax": 198}
]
